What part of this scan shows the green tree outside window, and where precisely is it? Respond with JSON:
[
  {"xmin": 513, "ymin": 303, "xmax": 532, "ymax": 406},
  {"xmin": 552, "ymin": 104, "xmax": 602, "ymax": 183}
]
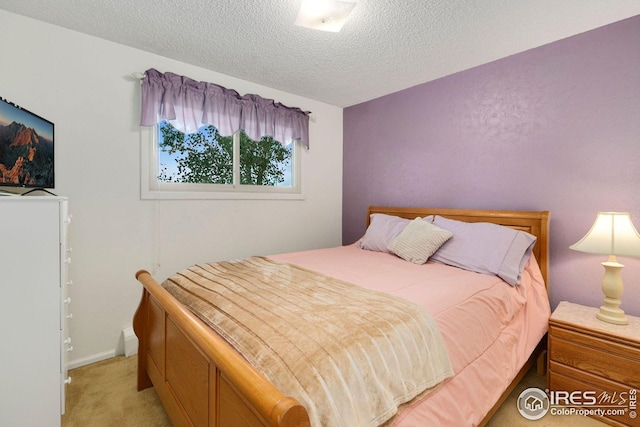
[{"xmin": 157, "ymin": 120, "xmax": 293, "ymax": 186}]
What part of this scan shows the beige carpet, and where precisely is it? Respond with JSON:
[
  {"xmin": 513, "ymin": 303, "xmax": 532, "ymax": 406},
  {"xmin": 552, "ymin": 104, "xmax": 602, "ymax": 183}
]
[
  {"xmin": 62, "ymin": 356, "xmax": 171, "ymax": 427},
  {"xmin": 63, "ymin": 356, "xmax": 606, "ymax": 427}
]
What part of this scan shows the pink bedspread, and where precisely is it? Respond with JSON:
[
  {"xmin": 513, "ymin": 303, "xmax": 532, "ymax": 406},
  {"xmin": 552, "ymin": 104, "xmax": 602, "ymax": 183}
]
[{"xmin": 269, "ymin": 244, "xmax": 550, "ymax": 426}]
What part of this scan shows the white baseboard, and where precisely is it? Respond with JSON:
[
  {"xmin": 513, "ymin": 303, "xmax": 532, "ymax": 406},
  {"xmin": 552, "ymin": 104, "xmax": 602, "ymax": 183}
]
[
  {"xmin": 68, "ymin": 350, "xmax": 116, "ymax": 370},
  {"xmin": 122, "ymin": 326, "xmax": 138, "ymax": 357},
  {"xmin": 67, "ymin": 326, "xmax": 139, "ymax": 370}
]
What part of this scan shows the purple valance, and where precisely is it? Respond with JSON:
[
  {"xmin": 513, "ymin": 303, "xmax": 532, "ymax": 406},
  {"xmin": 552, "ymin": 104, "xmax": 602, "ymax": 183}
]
[{"xmin": 140, "ymin": 68, "xmax": 310, "ymax": 149}]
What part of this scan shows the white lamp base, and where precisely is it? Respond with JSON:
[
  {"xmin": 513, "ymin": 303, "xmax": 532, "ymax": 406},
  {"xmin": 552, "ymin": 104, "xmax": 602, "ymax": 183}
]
[
  {"xmin": 597, "ymin": 300, "xmax": 628, "ymax": 325},
  {"xmin": 596, "ymin": 259, "xmax": 628, "ymax": 325}
]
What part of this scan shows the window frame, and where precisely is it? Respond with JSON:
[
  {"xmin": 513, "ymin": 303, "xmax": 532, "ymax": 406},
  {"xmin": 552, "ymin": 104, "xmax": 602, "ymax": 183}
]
[{"xmin": 140, "ymin": 125, "xmax": 304, "ymax": 200}]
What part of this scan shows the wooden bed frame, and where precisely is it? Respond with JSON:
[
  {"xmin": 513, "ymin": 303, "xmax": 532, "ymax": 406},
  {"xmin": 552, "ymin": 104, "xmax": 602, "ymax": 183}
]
[{"xmin": 133, "ymin": 207, "xmax": 550, "ymax": 427}]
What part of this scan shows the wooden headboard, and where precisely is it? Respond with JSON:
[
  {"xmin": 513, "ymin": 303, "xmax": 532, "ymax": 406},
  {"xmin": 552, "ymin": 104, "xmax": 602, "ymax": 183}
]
[{"xmin": 367, "ymin": 206, "xmax": 550, "ymax": 289}]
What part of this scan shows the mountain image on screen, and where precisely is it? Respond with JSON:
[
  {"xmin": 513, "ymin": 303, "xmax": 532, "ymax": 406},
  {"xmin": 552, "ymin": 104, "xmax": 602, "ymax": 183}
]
[{"xmin": 0, "ymin": 121, "xmax": 54, "ymax": 187}]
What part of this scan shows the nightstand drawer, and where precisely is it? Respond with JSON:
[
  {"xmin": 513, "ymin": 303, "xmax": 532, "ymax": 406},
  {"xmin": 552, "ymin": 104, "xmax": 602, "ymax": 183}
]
[
  {"xmin": 549, "ymin": 326, "xmax": 640, "ymax": 388},
  {"xmin": 549, "ymin": 362, "xmax": 639, "ymax": 427}
]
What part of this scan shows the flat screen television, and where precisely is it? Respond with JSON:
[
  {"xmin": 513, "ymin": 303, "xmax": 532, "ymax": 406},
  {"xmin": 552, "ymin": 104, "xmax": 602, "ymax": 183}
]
[{"xmin": 0, "ymin": 97, "xmax": 54, "ymax": 189}]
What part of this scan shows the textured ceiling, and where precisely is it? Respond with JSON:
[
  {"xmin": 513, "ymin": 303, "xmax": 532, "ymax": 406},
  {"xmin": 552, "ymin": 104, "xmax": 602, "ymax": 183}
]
[{"xmin": 1, "ymin": 0, "xmax": 639, "ymax": 107}]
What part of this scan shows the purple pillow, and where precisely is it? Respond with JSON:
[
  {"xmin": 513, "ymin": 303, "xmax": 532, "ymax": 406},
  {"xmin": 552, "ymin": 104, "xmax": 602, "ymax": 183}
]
[
  {"xmin": 427, "ymin": 216, "xmax": 536, "ymax": 286},
  {"xmin": 358, "ymin": 214, "xmax": 411, "ymax": 253}
]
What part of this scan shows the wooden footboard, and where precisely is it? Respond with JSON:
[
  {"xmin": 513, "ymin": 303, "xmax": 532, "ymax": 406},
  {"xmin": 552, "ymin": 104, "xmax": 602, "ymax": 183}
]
[{"xmin": 133, "ymin": 270, "xmax": 310, "ymax": 427}]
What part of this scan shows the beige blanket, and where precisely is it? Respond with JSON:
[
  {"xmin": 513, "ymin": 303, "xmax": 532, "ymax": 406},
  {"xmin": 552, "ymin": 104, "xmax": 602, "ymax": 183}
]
[{"xmin": 162, "ymin": 256, "xmax": 453, "ymax": 427}]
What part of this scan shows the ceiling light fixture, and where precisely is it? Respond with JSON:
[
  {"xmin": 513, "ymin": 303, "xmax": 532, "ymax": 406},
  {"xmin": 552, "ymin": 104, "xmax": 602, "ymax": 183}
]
[{"xmin": 295, "ymin": 0, "xmax": 357, "ymax": 33}]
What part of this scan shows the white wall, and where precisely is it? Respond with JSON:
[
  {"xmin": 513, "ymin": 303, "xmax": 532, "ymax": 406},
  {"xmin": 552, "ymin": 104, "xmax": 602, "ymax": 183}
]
[{"xmin": 0, "ymin": 10, "xmax": 343, "ymax": 367}]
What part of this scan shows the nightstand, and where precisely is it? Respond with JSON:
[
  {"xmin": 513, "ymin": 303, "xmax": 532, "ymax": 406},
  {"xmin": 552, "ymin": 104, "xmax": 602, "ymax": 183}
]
[{"xmin": 548, "ymin": 301, "xmax": 640, "ymax": 426}]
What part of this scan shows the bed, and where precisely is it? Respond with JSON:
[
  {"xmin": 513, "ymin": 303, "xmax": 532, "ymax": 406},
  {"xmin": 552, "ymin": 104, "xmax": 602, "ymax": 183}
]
[{"xmin": 133, "ymin": 206, "xmax": 550, "ymax": 427}]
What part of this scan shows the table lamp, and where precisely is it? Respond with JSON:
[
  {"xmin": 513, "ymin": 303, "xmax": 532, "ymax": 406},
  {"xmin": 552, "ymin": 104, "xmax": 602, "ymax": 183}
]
[{"xmin": 570, "ymin": 212, "xmax": 640, "ymax": 325}]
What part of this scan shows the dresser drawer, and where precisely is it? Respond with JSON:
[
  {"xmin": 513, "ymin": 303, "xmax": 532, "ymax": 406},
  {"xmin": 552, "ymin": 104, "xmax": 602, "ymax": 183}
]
[
  {"xmin": 549, "ymin": 362, "xmax": 639, "ymax": 427},
  {"xmin": 549, "ymin": 325, "xmax": 640, "ymax": 388}
]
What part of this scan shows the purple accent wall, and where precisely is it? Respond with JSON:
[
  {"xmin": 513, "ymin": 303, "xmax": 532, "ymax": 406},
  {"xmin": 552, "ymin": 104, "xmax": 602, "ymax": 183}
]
[{"xmin": 343, "ymin": 15, "xmax": 640, "ymax": 315}]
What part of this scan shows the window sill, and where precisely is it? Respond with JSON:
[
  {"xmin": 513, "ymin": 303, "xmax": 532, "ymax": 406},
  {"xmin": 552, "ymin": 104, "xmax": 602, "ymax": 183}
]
[{"xmin": 141, "ymin": 187, "xmax": 305, "ymax": 200}]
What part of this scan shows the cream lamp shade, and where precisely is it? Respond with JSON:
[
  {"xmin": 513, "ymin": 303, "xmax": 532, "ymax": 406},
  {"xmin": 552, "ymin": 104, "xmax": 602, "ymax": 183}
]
[{"xmin": 570, "ymin": 212, "xmax": 640, "ymax": 325}]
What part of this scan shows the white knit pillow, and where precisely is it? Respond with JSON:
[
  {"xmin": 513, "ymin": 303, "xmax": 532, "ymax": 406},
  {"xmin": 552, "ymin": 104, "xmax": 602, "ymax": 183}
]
[{"xmin": 387, "ymin": 218, "xmax": 453, "ymax": 264}]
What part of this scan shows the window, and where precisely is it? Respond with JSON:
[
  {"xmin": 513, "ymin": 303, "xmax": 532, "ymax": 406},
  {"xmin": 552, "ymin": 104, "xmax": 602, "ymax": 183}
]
[
  {"xmin": 138, "ymin": 70, "xmax": 310, "ymax": 200},
  {"xmin": 141, "ymin": 121, "xmax": 303, "ymax": 200}
]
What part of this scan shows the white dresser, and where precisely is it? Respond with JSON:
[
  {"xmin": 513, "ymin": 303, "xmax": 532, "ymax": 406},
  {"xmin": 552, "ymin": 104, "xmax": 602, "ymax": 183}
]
[{"xmin": 0, "ymin": 196, "xmax": 72, "ymax": 427}]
